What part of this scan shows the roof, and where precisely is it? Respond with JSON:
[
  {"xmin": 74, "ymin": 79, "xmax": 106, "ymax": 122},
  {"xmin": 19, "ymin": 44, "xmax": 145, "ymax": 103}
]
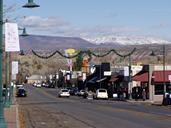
[
  {"xmin": 132, "ymin": 72, "xmax": 148, "ymax": 82},
  {"xmin": 152, "ymin": 70, "xmax": 171, "ymax": 82},
  {"xmin": 132, "ymin": 70, "xmax": 171, "ymax": 83}
]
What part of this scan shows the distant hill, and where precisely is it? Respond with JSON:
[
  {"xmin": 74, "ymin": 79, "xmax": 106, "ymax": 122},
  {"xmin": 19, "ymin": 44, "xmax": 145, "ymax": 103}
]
[
  {"xmin": 19, "ymin": 35, "xmax": 98, "ymax": 50},
  {"xmin": 19, "ymin": 35, "xmax": 171, "ymax": 51}
]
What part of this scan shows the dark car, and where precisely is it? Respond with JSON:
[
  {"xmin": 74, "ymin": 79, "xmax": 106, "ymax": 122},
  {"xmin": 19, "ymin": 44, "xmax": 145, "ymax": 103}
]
[
  {"xmin": 69, "ymin": 87, "xmax": 78, "ymax": 95},
  {"xmin": 16, "ymin": 88, "xmax": 27, "ymax": 97}
]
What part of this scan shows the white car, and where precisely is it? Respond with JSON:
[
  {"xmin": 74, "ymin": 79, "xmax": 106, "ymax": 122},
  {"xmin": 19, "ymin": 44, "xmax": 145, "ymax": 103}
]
[
  {"xmin": 33, "ymin": 83, "xmax": 37, "ymax": 87},
  {"xmin": 58, "ymin": 89, "xmax": 70, "ymax": 97},
  {"xmin": 94, "ymin": 89, "xmax": 108, "ymax": 99},
  {"xmin": 36, "ymin": 83, "xmax": 42, "ymax": 88}
]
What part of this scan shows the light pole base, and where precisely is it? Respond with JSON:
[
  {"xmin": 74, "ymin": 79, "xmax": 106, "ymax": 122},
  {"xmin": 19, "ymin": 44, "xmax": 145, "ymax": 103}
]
[
  {"xmin": 4, "ymin": 102, "xmax": 10, "ymax": 108},
  {"xmin": 0, "ymin": 121, "xmax": 7, "ymax": 128},
  {"xmin": 128, "ymin": 93, "xmax": 132, "ymax": 100}
]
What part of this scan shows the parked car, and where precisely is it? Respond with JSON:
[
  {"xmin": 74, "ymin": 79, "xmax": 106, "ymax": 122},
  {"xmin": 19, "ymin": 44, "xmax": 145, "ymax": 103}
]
[
  {"xmin": 16, "ymin": 88, "xmax": 27, "ymax": 97},
  {"xmin": 58, "ymin": 89, "xmax": 70, "ymax": 97},
  {"xmin": 33, "ymin": 82, "xmax": 41, "ymax": 87},
  {"xmin": 94, "ymin": 89, "xmax": 108, "ymax": 99},
  {"xmin": 83, "ymin": 91, "xmax": 94, "ymax": 99},
  {"xmin": 113, "ymin": 93, "xmax": 118, "ymax": 100},
  {"xmin": 69, "ymin": 87, "xmax": 78, "ymax": 95},
  {"xmin": 33, "ymin": 82, "xmax": 37, "ymax": 87},
  {"xmin": 36, "ymin": 83, "xmax": 42, "ymax": 88},
  {"xmin": 77, "ymin": 90, "xmax": 86, "ymax": 96},
  {"xmin": 16, "ymin": 84, "xmax": 24, "ymax": 89}
]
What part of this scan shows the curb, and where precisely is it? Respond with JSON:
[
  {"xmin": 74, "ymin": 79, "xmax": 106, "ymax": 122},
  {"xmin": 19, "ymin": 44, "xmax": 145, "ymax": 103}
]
[{"xmin": 126, "ymin": 100, "xmax": 154, "ymax": 105}]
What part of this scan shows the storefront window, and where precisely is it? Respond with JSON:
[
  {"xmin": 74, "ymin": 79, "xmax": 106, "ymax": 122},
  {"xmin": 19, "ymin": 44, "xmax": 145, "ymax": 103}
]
[
  {"xmin": 155, "ymin": 84, "xmax": 164, "ymax": 95},
  {"xmin": 167, "ymin": 84, "xmax": 171, "ymax": 93},
  {"xmin": 155, "ymin": 83, "xmax": 171, "ymax": 95}
]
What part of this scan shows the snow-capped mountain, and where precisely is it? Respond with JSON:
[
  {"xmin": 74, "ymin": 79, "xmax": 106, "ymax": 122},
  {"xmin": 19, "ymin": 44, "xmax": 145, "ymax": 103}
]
[{"xmin": 83, "ymin": 35, "xmax": 170, "ymax": 45}]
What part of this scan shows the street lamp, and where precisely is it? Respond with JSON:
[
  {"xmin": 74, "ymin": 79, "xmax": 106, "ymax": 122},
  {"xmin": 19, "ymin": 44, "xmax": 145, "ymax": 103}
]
[
  {"xmin": 23, "ymin": 0, "xmax": 40, "ymax": 8},
  {"xmin": 128, "ymin": 55, "xmax": 132, "ymax": 99},
  {"xmin": 19, "ymin": 27, "xmax": 29, "ymax": 37},
  {"xmin": 0, "ymin": 0, "xmax": 39, "ymax": 127},
  {"xmin": 150, "ymin": 44, "xmax": 166, "ymax": 103},
  {"xmin": 5, "ymin": 27, "xmax": 29, "ymax": 106},
  {"xmin": 162, "ymin": 45, "xmax": 166, "ymax": 100},
  {"xmin": 0, "ymin": 1, "xmax": 7, "ymax": 127},
  {"xmin": 4, "ymin": 50, "xmax": 10, "ymax": 107}
]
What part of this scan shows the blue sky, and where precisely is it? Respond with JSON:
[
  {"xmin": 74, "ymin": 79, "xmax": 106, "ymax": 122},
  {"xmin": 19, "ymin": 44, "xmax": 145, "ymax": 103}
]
[{"xmin": 4, "ymin": 0, "xmax": 171, "ymax": 40}]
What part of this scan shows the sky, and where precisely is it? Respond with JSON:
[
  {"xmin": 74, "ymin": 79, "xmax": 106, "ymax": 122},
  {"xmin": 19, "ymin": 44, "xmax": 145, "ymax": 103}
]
[{"xmin": 4, "ymin": 0, "xmax": 171, "ymax": 40}]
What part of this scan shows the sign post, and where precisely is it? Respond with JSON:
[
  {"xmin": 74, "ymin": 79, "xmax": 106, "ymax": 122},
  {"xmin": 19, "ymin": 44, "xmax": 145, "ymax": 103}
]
[{"xmin": 5, "ymin": 23, "xmax": 20, "ymax": 106}]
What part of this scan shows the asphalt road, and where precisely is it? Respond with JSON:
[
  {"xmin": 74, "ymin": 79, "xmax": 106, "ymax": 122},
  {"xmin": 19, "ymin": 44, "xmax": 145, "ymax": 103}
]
[{"xmin": 17, "ymin": 85, "xmax": 171, "ymax": 128}]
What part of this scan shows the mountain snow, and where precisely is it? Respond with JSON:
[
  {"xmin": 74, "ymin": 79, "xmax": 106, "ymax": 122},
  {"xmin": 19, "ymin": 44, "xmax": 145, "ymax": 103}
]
[{"xmin": 83, "ymin": 35, "xmax": 170, "ymax": 45}]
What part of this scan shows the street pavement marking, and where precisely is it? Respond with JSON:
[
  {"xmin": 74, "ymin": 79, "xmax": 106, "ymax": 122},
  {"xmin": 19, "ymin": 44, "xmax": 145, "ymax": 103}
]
[{"xmin": 96, "ymin": 105, "xmax": 171, "ymax": 120}]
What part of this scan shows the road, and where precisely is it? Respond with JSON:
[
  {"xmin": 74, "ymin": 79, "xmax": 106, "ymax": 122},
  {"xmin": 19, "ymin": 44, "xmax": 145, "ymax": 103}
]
[{"xmin": 17, "ymin": 85, "xmax": 171, "ymax": 128}]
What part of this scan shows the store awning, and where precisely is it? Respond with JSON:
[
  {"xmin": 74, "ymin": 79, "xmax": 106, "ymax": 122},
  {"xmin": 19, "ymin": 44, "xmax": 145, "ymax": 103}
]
[
  {"xmin": 109, "ymin": 76, "xmax": 119, "ymax": 82},
  {"xmin": 87, "ymin": 77, "xmax": 98, "ymax": 84},
  {"xmin": 153, "ymin": 70, "xmax": 171, "ymax": 82},
  {"xmin": 132, "ymin": 72, "xmax": 148, "ymax": 82},
  {"xmin": 87, "ymin": 76, "xmax": 107, "ymax": 83},
  {"xmin": 96, "ymin": 77, "xmax": 107, "ymax": 83}
]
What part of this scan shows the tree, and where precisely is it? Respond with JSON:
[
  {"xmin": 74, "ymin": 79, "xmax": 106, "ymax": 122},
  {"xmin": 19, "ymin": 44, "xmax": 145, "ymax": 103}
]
[{"xmin": 74, "ymin": 52, "xmax": 83, "ymax": 71}]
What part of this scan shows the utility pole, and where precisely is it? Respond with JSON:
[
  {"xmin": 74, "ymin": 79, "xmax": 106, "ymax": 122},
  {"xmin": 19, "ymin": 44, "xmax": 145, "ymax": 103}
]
[
  {"xmin": 0, "ymin": 0, "xmax": 7, "ymax": 127},
  {"xmin": 163, "ymin": 44, "xmax": 166, "ymax": 98},
  {"xmin": 128, "ymin": 55, "xmax": 132, "ymax": 99}
]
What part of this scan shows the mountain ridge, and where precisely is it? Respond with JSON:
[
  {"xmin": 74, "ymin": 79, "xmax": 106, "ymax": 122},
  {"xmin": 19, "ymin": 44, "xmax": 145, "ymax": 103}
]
[
  {"xmin": 19, "ymin": 35, "xmax": 171, "ymax": 50},
  {"xmin": 83, "ymin": 35, "xmax": 171, "ymax": 45}
]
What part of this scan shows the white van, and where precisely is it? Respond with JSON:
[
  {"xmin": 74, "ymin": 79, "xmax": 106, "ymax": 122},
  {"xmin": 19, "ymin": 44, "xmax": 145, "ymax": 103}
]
[{"xmin": 94, "ymin": 89, "xmax": 108, "ymax": 99}]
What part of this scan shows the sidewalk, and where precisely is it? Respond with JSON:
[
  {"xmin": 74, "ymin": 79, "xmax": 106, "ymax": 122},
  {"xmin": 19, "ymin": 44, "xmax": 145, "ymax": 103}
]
[
  {"xmin": 4, "ymin": 104, "xmax": 19, "ymax": 128},
  {"xmin": 126, "ymin": 99, "xmax": 162, "ymax": 106},
  {"xmin": 4, "ymin": 94, "xmax": 19, "ymax": 128}
]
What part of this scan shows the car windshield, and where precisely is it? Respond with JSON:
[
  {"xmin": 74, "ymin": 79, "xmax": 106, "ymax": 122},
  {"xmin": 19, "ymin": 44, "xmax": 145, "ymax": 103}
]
[
  {"xmin": 62, "ymin": 90, "xmax": 68, "ymax": 92},
  {"xmin": 99, "ymin": 89, "xmax": 106, "ymax": 92},
  {"xmin": 17, "ymin": 84, "xmax": 23, "ymax": 86}
]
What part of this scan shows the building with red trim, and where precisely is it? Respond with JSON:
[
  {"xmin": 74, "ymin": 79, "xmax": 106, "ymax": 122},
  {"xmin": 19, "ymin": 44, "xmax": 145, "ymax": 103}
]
[{"xmin": 132, "ymin": 65, "xmax": 171, "ymax": 103}]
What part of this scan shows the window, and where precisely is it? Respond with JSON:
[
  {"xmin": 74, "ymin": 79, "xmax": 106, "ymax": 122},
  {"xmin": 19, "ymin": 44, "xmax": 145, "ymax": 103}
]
[
  {"xmin": 99, "ymin": 89, "xmax": 106, "ymax": 92},
  {"xmin": 155, "ymin": 84, "xmax": 164, "ymax": 95},
  {"xmin": 155, "ymin": 83, "xmax": 171, "ymax": 95}
]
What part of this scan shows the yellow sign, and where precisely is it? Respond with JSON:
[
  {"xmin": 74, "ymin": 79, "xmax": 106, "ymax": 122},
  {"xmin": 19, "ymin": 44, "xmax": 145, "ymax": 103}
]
[{"xmin": 65, "ymin": 48, "xmax": 76, "ymax": 55}]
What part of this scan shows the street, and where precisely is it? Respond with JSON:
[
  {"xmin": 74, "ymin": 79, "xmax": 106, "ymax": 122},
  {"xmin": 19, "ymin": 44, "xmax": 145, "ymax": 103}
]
[{"xmin": 17, "ymin": 85, "xmax": 171, "ymax": 128}]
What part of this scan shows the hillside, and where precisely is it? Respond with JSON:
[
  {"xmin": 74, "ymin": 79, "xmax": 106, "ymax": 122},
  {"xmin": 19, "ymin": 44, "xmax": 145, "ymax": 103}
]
[
  {"xmin": 19, "ymin": 35, "xmax": 171, "ymax": 51},
  {"xmin": 19, "ymin": 35, "xmax": 97, "ymax": 50}
]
